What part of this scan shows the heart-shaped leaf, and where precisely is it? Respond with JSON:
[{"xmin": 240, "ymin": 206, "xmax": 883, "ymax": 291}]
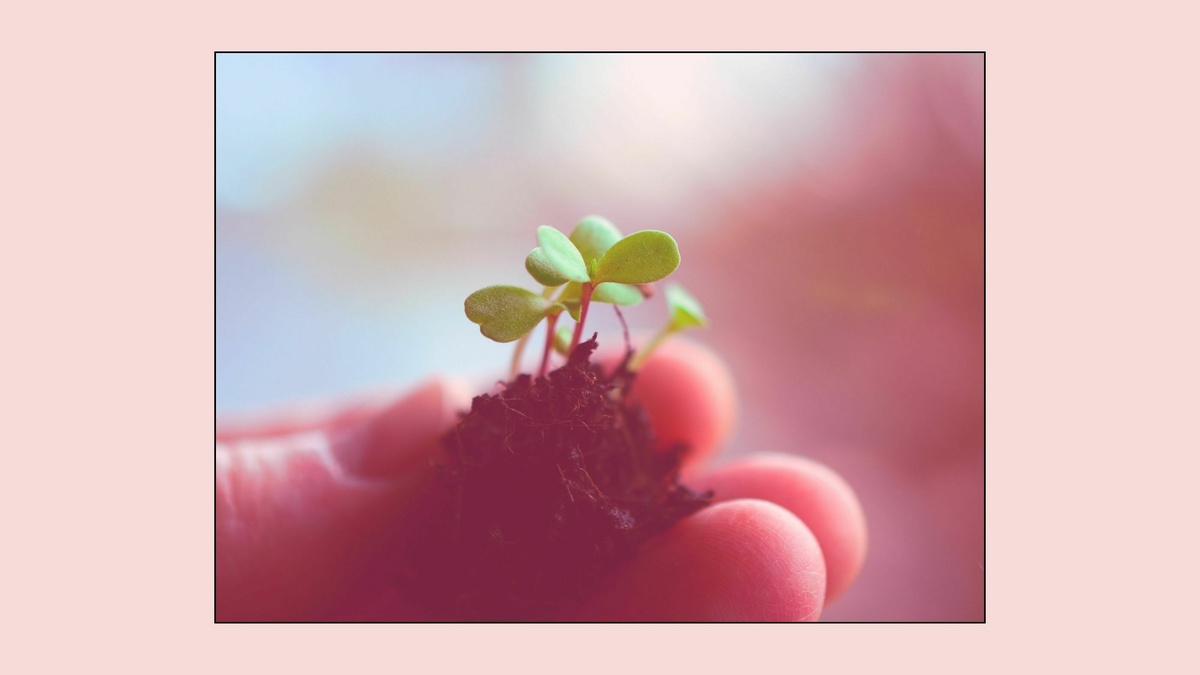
[
  {"xmin": 537, "ymin": 226, "xmax": 590, "ymax": 283},
  {"xmin": 561, "ymin": 299, "xmax": 582, "ymax": 321},
  {"xmin": 593, "ymin": 282, "xmax": 643, "ymax": 306},
  {"xmin": 593, "ymin": 230, "xmax": 680, "ymax": 285},
  {"xmin": 464, "ymin": 285, "xmax": 552, "ymax": 343},
  {"xmin": 665, "ymin": 283, "xmax": 708, "ymax": 330},
  {"xmin": 525, "ymin": 248, "xmax": 569, "ymax": 287},
  {"xmin": 570, "ymin": 216, "xmax": 622, "ymax": 266}
]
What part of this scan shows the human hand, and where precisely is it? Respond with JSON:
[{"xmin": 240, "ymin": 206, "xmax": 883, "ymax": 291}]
[{"xmin": 216, "ymin": 341, "xmax": 867, "ymax": 621}]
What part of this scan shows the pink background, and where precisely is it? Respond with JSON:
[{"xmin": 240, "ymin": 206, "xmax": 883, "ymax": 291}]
[{"xmin": 7, "ymin": 0, "xmax": 1198, "ymax": 671}]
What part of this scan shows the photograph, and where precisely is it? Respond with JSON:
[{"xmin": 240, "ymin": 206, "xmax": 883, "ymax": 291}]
[{"xmin": 215, "ymin": 52, "xmax": 984, "ymax": 622}]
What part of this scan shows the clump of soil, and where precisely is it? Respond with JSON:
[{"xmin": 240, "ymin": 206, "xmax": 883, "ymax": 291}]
[{"xmin": 404, "ymin": 335, "xmax": 712, "ymax": 620}]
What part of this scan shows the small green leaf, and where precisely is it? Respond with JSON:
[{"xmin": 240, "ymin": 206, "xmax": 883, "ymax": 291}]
[
  {"xmin": 556, "ymin": 280, "xmax": 641, "ymax": 309},
  {"xmin": 666, "ymin": 283, "xmax": 708, "ymax": 331},
  {"xmin": 537, "ymin": 226, "xmax": 590, "ymax": 283},
  {"xmin": 593, "ymin": 282, "xmax": 643, "ymax": 306},
  {"xmin": 525, "ymin": 248, "xmax": 568, "ymax": 287},
  {"xmin": 557, "ymin": 281, "xmax": 583, "ymax": 302},
  {"xmin": 561, "ymin": 300, "xmax": 582, "ymax": 321},
  {"xmin": 464, "ymin": 285, "xmax": 552, "ymax": 343},
  {"xmin": 570, "ymin": 216, "xmax": 622, "ymax": 266},
  {"xmin": 593, "ymin": 230, "xmax": 680, "ymax": 285},
  {"xmin": 553, "ymin": 325, "xmax": 573, "ymax": 356}
]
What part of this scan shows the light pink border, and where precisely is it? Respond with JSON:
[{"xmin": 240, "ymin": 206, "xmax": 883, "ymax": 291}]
[{"xmin": 12, "ymin": 0, "xmax": 1189, "ymax": 668}]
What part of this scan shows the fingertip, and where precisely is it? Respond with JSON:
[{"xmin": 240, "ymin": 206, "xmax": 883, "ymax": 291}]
[
  {"xmin": 332, "ymin": 376, "xmax": 471, "ymax": 480},
  {"xmin": 583, "ymin": 499, "xmax": 826, "ymax": 621},
  {"xmin": 693, "ymin": 454, "xmax": 868, "ymax": 603},
  {"xmin": 435, "ymin": 374, "xmax": 474, "ymax": 416},
  {"xmin": 217, "ymin": 377, "xmax": 474, "ymax": 620},
  {"xmin": 620, "ymin": 338, "xmax": 737, "ymax": 467}
]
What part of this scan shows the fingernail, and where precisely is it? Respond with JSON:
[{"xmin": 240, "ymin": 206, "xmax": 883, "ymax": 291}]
[{"xmin": 333, "ymin": 379, "xmax": 458, "ymax": 479}]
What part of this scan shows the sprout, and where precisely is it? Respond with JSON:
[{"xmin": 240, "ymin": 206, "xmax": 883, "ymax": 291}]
[
  {"xmin": 664, "ymin": 283, "xmax": 709, "ymax": 331},
  {"xmin": 525, "ymin": 248, "xmax": 569, "ymax": 287},
  {"xmin": 464, "ymin": 218, "xmax": 704, "ymax": 379},
  {"xmin": 536, "ymin": 226, "xmax": 590, "ymax": 283},
  {"xmin": 558, "ymin": 280, "xmax": 643, "ymax": 320},
  {"xmin": 592, "ymin": 230, "xmax": 680, "ymax": 285},
  {"xmin": 628, "ymin": 283, "xmax": 708, "ymax": 371},
  {"xmin": 594, "ymin": 282, "xmax": 644, "ymax": 306},
  {"xmin": 465, "ymin": 285, "xmax": 560, "ymax": 343},
  {"xmin": 569, "ymin": 216, "xmax": 622, "ymax": 267}
]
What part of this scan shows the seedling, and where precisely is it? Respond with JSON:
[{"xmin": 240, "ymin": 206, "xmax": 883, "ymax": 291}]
[
  {"xmin": 465, "ymin": 216, "xmax": 692, "ymax": 378},
  {"xmin": 414, "ymin": 216, "xmax": 714, "ymax": 620},
  {"xmin": 628, "ymin": 283, "xmax": 709, "ymax": 370}
]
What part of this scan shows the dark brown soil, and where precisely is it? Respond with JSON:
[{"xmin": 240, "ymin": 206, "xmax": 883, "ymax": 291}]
[{"xmin": 403, "ymin": 335, "xmax": 712, "ymax": 620}]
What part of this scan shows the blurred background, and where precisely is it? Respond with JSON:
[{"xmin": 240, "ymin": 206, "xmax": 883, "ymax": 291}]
[{"xmin": 216, "ymin": 53, "xmax": 983, "ymax": 621}]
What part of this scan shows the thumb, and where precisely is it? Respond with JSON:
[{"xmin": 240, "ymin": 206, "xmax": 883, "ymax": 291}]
[{"xmin": 215, "ymin": 377, "xmax": 468, "ymax": 621}]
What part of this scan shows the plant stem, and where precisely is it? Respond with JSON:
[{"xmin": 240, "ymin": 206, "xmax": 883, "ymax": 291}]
[
  {"xmin": 512, "ymin": 287, "xmax": 558, "ymax": 378},
  {"xmin": 613, "ymin": 304, "xmax": 631, "ymax": 354},
  {"xmin": 628, "ymin": 326, "xmax": 674, "ymax": 371},
  {"xmin": 568, "ymin": 282, "xmax": 594, "ymax": 353},
  {"xmin": 538, "ymin": 312, "xmax": 560, "ymax": 379}
]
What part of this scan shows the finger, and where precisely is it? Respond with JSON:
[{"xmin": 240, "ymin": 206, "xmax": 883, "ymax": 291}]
[
  {"xmin": 602, "ymin": 337, "xmax": 737, "ymax": 468},
  {"xmin": 216, "ymin": 377, "xmax": 470, "ymax": 620},
  {"xmin": 577, "ymin": 499, "xmax": 826, "ymax": 621},
  {"xmin": 216, "ymin": 390, "xmax": 396, "ymax": 442},
  {"xmin": 689, "ymin": 453, "xmax": 867, "ymax": 603}
]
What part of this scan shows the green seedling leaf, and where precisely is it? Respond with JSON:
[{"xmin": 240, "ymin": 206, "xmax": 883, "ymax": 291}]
[
  {"xmin": 556, "ymin": 278, "xmax": 641, "ymax": 320},
  {"xmin": 525, "ymin": 248, "xmax": 568, "ymax": 287},
  {"xmin": 464, "ymin": 285, "xmax": 552, "ymax": 343},
  {"xmin": 553, "ymin": 325, "xmax": 573, "ymax": 356},
  {"xmin": 570, "ymin": 216, "xmax": 622, "ymax": 266},
  {"xmin": 558, "ymin": 281, "xmax": 583, "ymax": 302},
  {"xmin": 665, "ymin": 283, "xmax": 708, "ymax": 331},
  {"xmin": 593, "ymin": 230, "xmax": 680, "ymax": 285},
  {"xmin": 536, "ymin": 225, "xmax": 590, "ymax": 283},
  {"xmin": 557, "ymin": 280, "xmax": 641, "ymax": 306},
  {"xmin": 593, "ymin": 282, "xmax": 643, "ymax": 306}
]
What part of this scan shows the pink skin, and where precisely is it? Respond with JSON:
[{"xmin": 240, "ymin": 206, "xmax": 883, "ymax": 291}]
[
  {"xmin": 689, "ymin": 455, "xmax": 867, "ymax": 603},
  {"xmin": 216, "ymin": 341, "xmax": 867, "ymax": 621}
]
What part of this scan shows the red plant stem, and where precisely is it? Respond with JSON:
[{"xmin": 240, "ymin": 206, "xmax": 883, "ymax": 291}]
[
  {"xmin": 568, "ymin": 282, "xmax": 594, "ymax": 353},
  {"xmin": 538, "ymin": 312, "xmax": 560, "ymax": 379},
  {"xmin": 613, "ymin": 304, "xmax": 631, "ymax": 353}
]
